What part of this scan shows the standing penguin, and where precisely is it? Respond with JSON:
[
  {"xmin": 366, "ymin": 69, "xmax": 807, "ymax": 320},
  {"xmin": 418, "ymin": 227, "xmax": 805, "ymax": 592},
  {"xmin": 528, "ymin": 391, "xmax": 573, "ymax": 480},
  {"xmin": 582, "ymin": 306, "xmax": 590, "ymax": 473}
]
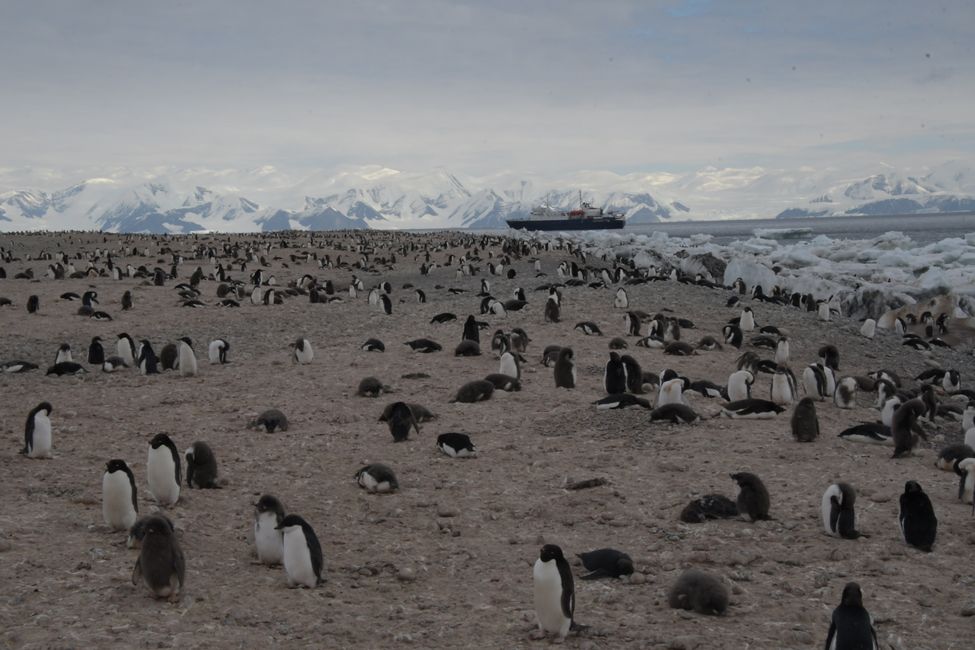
[
  {"xmin": 821, "ymin": 482, "xmax": 861, "ymax": 539},
  {"xmin": 253, "ymin": 494, "xmax": 286, "ymax": 565},
  {"xmin": 22, "ymin": 402, "xmax": 53, "ymax": 459},
  {"xmin": 27, "ymin": 295, "xmax": 39, "ymax": 313},
  {"xmin": 138, "ymin": 340, "xmax": 160, "ymax": 375},
  {"xmin": 774, "ymin": 337, "xmax": 790, "ymax": 365},
  {"xmin": 88, "ymin": 336, "xmax": 105, "ymax": 365},
  {"xmin": 292, "ymin": 337, "xmax": 314, "ymax": 364},
  {"xmin": 739, "ymin": 307, "xmax": 755, "ymax": 331},
  {"xmin": 116, "ymin": 333, "xmax": 136, "ymax": 366},
  {"xmin": 770, "ymin": 365, "xmax": 797, "ymax": 405},
  {"xmin": 184, "ymin": 441, "xmax": 219, "ymax": 489},
  {"xmin": 790, "ymin": 397, "xmax": 819, "ymax": 442},
  {"xmin": 499, "ymin": 350, "xmax": 520, "ymax": 379},
  {"xmin": 727, "ymin": 370, "xmax": 753, "ymax": 402},
  {"xmin": 899, "ymin": 480, "xmax": 937, "ymax": 552},
  {"xmin": 553, "ymin": 347, "xmax": 576, "ymax": 389},
  {"xmin": 147, "ymin": 433, "xmax": 181, "ymax": 506},
  {"xmin": 533, "ymin": 544, "xmax": 576, "ymax": 640},
  {"xmin": 604, "ymin": 352, "xmax": 628, "ymax": 395},
  {"xmin": 278, "ymin": 514, "xmax": 324, "ymax": 588},
  {"xmin": 121, "ymin": 290, "xmax": 133, "ymax": 311},
  {"xmin": 208, "ymin": 338, "xmax": 230, "ymax": 364},
  {"xmin": 131, "ymin": 515, "xmax": 185, "ymax": 602},
  {"xmin": 102, "ymin": 459, "xmax": 138, "ymax": 531},
  {"xmin": 177, "ymin": 337, "xmax": 197, "ymax": 377},
  {"xmin": 462, "ymin": 315, "xmax": 480, "ymax": 343},
  {"xmin": 823, "ymin": 582, "xmax": 879, "ymax": 650},
  {"xmin": 544, "ymin": 296, "xmax": 561, "ymax": 323},
  {"xmin": 379, "ymin": 293, "xmax": 392, "ymax": 315},
  {"xmin": 614, "ymin": 287, "xmax": 628, "ymax": 309},
  {"xmin": 731, "ymin": 472, "xmax": 771, "ymax": 522}
]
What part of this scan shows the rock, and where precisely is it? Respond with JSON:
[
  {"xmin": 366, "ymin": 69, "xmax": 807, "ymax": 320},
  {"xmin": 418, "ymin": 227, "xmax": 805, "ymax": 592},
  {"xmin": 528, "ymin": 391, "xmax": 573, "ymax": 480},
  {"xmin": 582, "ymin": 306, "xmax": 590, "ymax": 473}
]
[
  {"xmin": 396, "ymin": 567, "xmax": 416, "ymax": 582},
  {"xmin": 436, "ymin": 505, "xmax": 458, "ymax": 518}
]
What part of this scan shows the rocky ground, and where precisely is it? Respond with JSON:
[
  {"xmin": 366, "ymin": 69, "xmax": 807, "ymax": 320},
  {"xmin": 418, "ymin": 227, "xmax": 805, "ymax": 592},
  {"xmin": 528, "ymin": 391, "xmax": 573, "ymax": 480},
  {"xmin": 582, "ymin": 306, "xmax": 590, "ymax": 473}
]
[{"xmin": 0, "ymin": 231, "xmax": 973, "ymax": 649}]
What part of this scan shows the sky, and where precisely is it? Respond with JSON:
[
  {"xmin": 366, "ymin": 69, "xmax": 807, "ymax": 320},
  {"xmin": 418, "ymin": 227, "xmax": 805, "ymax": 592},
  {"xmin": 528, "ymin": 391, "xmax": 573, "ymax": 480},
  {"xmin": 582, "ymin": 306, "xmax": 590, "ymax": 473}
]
[{"xmin": 0, "ymin": 0, "xmax": 973, "ymax": 188}]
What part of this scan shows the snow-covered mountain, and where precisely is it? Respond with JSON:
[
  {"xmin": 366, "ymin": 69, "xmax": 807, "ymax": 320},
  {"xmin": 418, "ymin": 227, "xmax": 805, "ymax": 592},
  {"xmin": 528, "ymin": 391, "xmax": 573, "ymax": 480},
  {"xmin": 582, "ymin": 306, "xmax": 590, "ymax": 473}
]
[{"xmin": 0, "ymin": 162, "xmax": 972, "ymax": 233}]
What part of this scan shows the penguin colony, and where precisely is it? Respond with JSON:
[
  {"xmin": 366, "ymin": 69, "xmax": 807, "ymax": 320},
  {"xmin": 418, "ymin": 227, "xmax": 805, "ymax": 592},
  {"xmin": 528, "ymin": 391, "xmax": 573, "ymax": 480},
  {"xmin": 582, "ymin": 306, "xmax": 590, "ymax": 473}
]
[{"xmin": 1, "ymin": 231, "xmax": 974, "ymax": 647}]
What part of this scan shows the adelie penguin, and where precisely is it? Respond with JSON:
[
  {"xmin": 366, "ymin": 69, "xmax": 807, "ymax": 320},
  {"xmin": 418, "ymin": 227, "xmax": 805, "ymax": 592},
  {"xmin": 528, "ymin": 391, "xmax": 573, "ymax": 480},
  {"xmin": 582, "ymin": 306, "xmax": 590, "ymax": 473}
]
[
  {"xmin": 731, "ymin": 472, "xmax": 771, "ymax": 521},
  {"xmin": 132, "ymin": 514, "xmax": 185, "ymax": 602},
  {"xmin": 355, "ymin": 463, "xmax": 399, "ymax": 493},
  {"xmin": 360, "ymin": 338, "xmax": 385, "ymax": 352},
  {"xmin": 278, "ymin": 514, "xmax": 324, "ymax": 588},
  {"xmin": 577, "ymin": 548, "xmax": 633, "ymax": 580},
  {"xmin": 899, "ymin": 480, "xmax": 937, "ymax": 552},
  {"xmin": 177, "ymin": 337, "xmax": 197, "ymax": 377},
  {"xmin": 254, "ymin": 494, "xmax": 286, "ymax": 566},
  {"xmin": 147, "ymin": 433, "xmax": 181, "ymax": 506},
  {"xmin": 88, "ymin": 336, "xmax": 105, "ymax": 365},
  {"xmin": 138, "ymin": 340, "xmax": 160, "ymax": 375},
  {"xmin": 822, "ymin": 482, "xmax": 862, "ymax": 539},
  {"xmin": 533, "ymin": 544, "xmax": 578, "ymax": 641},
  {"xmin": 384, "ymin": 401, "xmax": 419, "ymax": 442},
  {"xmin": 452, "ymin": 379, "xmax": 494, "ymax": 403},
  {"xmin": 184, "ymin": 441, "xmax": 220, "ymax": 489},
  {"xmin": 824, "ymin": 582, "xmax": 880, "ymax": 650},
  {"xmin": 461, "ymin": 315, "xmax": 479, "ymax": 343},
  {"xmin": 603, "ymin": 352, "xmax": 628, "ymax": 394},
  {"xmin": 437, "ymin": 432, "xmax": 477, "ymax": 458},
  {"xmin": 22, "ymin": 402, "xmax": 53, "ymax": 459},
  {"xmin": 292, "ymin": 337, "xmax": 314, "ymax": 364},
  {"xmin": 116, "ymin": 333, "xmax": 136, "ymax": 366},
  {"xmin": 102, "ymin": 459, "xmax": 138, "ymax": 531},
  {"xmin": 208, "ymin": 339, "xmax": 230, "ymax": 364},
  {"xmin": 891, "ymin": 399, "xmax": 928, "ymax": 458},
  {"xmin": 553, "ymin": 347, "xmax": 576, "ymax": 389}
]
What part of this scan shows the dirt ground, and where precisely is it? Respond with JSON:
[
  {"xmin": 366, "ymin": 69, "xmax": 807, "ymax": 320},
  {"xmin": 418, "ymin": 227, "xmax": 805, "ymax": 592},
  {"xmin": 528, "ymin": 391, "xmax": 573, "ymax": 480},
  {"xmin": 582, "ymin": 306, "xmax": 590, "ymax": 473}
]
[{"xmin": 1, "ymin": 231, "xmax": 974, "ymax": 650}]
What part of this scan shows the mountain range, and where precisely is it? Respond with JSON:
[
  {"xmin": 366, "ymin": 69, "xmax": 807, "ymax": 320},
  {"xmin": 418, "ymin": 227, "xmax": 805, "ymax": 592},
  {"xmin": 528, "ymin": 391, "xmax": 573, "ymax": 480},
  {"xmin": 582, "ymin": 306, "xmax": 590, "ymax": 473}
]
[{"xmin": 0, "ymin": 161, "xmax": 972, "ymax": 233}]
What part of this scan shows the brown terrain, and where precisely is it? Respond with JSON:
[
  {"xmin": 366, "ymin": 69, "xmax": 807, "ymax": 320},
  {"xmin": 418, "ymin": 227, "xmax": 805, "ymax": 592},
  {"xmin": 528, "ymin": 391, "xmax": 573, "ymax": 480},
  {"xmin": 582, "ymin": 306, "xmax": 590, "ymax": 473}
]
[{"xmin": 1, "ymin": 231, "xmax": 973, "ymax": 650}]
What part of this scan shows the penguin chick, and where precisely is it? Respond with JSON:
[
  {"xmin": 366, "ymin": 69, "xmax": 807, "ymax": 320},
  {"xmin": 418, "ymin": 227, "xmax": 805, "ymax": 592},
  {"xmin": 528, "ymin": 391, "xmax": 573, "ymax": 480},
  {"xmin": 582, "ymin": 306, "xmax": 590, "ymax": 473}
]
[
  {"xmin": 731, "ymin": 472, "xmax": 771, "ymax": 521},
  {"xmin": 131, "ymin": 515, "xmax": 185, "ymax": 602},
  {"xmin": 355, "ymin": 463, "xmax": 399, "ymax": 493},
  {"xmin": 790, "ymin": 397, "xmax": 819, "ymax": 442},
  {"xmin": 184, "ymin": 441, "xmax": 220, "ymax": 489},
  {"xmin": 667, "ymin": 569, "xmax": 728, "ymax": 616}
]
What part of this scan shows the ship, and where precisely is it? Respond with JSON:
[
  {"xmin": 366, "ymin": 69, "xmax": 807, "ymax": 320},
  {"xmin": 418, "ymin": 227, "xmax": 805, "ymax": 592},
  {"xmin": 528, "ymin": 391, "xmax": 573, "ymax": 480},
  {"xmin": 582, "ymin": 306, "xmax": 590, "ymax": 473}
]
[{"xmin": 506, "ymin": 192, "xmax": 626, "ymax": 231}]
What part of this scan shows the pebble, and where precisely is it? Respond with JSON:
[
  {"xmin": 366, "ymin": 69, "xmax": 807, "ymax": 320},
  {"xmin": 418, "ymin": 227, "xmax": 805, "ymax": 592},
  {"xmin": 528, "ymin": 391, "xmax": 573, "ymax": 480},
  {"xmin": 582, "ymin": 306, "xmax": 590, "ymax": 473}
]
[
  {"xmin": 436, "ymin": 505, "xmax": 458, "ymax": 518},
  {"xmin": 396, "ymin": 567, "xmax": 416, "ymax": 582}
]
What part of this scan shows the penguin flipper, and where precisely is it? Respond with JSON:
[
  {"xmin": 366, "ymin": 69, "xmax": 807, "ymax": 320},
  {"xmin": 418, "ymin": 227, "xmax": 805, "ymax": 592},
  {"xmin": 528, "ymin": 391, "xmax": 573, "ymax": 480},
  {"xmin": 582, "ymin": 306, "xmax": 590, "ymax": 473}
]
[
  {"xmin": 579, "ymin": 569, "xmax": 612, "ymax": 580},
  {"xmin": 823, "ymin": 621, "xmax": 835, "ymax": 650},
  {"xmin": 131, "ymin": 559, "xmax": 143, "ymax": 586}
]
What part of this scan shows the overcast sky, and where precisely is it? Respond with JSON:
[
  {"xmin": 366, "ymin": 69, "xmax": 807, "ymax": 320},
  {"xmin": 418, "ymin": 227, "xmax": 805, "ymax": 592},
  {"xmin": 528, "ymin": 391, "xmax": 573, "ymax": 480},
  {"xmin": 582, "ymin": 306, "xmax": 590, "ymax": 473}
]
[{"xmin": 1, "ymin": 0, "xmax": 972, "ymax": 186}]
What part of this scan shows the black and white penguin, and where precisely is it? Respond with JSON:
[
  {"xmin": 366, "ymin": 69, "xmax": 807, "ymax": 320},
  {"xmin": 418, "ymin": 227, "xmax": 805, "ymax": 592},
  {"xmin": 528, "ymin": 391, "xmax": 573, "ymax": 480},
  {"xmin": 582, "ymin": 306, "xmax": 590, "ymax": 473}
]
[
  {"xmin": 177, "ymin": 337, "xmax": 197, "ymax": 377},
  {"xmin": 899, "ymin": 480, "xmax": 937, "ymax": 552},
  {"xmin": 452, "ymin": 380, "xmax": 494, "ymax": 403},
  {"xmin": 379, "ymin": 293, "xmax": 392, "ymax": 315},
  {"xmin": 207, "ymin": 339, "xmax": 229, "ymax": 364},
  {"xmin": 462, "ymin": 315, "xmax": 480, "ymax": 343},
  {"xmin": 822, "ymin": 482, "xmax": 862, "ymax": 539},
  {"xmin": 147, "ymin": 433, "xmax": 181, "ymax": 506},
  {"xmin": 833, "ymin": 377, "xmax": 858, "ymax": 409},
  {"xmin": 731, "ymin": 472, "xmax": 771, "ymax": 521},
  {"xmin": 819, "ymin": 344, "xmax": 840, "ymax": 371},
  {"xmin": 54, "ymin": 343, "xmax": 73, "ymax": 365},
  {"xmin": 739, "ymin": 307, "xmax": 755, "ymax": 331},
  {"xmin": 1, "ymin": 360, "xmax": 38, "ymax": 373},
  {"xmin": 837, "ymin": 422, "xmax": 892, "ymax": 445},
  {"xmin": 727, "ymin": 369, "xmax": 753, "ymax": 402},
  {"xmin": 603, "ymin": 352, "xmax": 628, "ymax": 395},
  {"xmin": 46, "ymin": 361, "xmax": 88, "ymax": 376},
  {"xmin": 184, "ymin": 441, "xmax": 219, "ymax": 489},
  {"xmin": 774, "ymin": 337, "xmax": 790, "ymax": 365},
  {"xmin": 131, "ymin": 515, "xmax": 185, "ymax": 602},
  {"xmin": 770, "ymin": 365, "xmax": 798, "ymax": 405},
  {"xmin": 721, "ymin": 399, "xmax": 785, "ymax": 419},
  {"xmin": 577, "ymin": 548, "xmax": 633, "ymax": 580},
  {"xmin": 436, "ymin": 432, "xmax": 477, "ymax": 458},
  {"xmin": 667, "ymin": 569, "xmax": 729, "ymax": 616},
  {"xmin": 253, "ymin": 494, "xmax": 286, "ymax": 565},
  {"xmin": 360, "ymin": 338, "xmax": 385, "ymax": 352},
  {"xmin": 891, "ymin": 399, "xmax": 928, "ymax": 458},
  {"xmin": 415, "ymin": 288, "xmax": 426, "ymax": 303},
  {"xmin": 679, "ymin": 494, "xmax": 739, "ymax": 523},
  {"xmin": 292, "ymin": 337, "xmax": 314, "ymax": 364},
  {"xmin": 278, "ymin": 514, "xmax": 324, "ymax": 588},
  {"xmin": 722, "ymin": 324, "xmax": 743, "ymax": 349},
  {"xmin": 790, "ymin": 397, "xmax": 819, "ymax": 442},
  {"xmin": 623, "ymin": 311, "xmax": 641, "ymax": 337},
  {"xmin": 355, "ymin": 463, "xmax": 399, "ymax": 492},
  {"xmin": 657, "ymin": 377, "xmax": 688, "ymax": 407},
  {"xmin": 101, "ymin": 356, "xmax": 128, "ymax": 372},
  {"xmin": 955, "ymin": 457, "xmax": 975, "ymax": 505},
  {"xmin": 116, "ymin": 333, "xmax": 136, "ymax": 366},
  {"xmin": 102, "ymin": 459, "xmax": 138, "ymax": 531},
  {"xmin": 942, "ymin": 369, "xmax": 961, "ymax": 393},
  {"xmin": 22, "ymin": 401, "xmax": 53, "ymax": 459},
  {"xmin": 138, "ymin": 340, "xmax": 160, "ymax": 375},
  {"xmin": 649, "ymin": 403, "xmax": 700, "ymax": 423},
  {"xmin": 935, "ymin": 444, "xmax": 974, "ymax": 471},
  {"xmin": 27, "ymin": 294, "xmax": 39, "ymax": 313},
  {"xmin": 613, "ymin": 287, "xmax": 628, "ymax": 309},
  {"xmin": 533, "ymin": 544, "xmax": 576, "ymax": 640},
  {"xmin": 553, "ymin": 347, "xmax": 576, "ymax": 389},
  {"xmin": 484, "ymin": 373, "xmax": 521, "ymax": 392},
  {"xmin": 405, "ymin": 338, "xmax": 442, "ymax": 353},
  {"xmin": 859, "ymin": 318, "xmax": 876, "ymax": 339},
  {"xmin": 574, "ymin": 321, "xmax": 603, "ymax": 336},
  {"xmin": 88, "ymin": 336, "xmax": 105, "ymax": 365},
  {"xmin": 384, "ymin": 401, "xmax": 419, "ymax": 442},
  {"xmin": 499, "ymin": 350, "xmax": 520, "ymax": 379},
  {"xmin": 823, "ymin": 582, "xmax": 880, "ymax": 650}
]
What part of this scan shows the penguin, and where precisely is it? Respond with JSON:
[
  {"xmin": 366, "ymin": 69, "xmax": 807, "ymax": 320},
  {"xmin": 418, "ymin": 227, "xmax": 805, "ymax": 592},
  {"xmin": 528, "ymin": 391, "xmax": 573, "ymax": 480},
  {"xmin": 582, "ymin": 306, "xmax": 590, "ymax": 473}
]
[
  {"xmin": 176, "ymin": 337, "xmax": 197, "ymax": 377},
  {"xmin": 116, "ymin": 333, "xmax": 136, "ymax": 366},
  {"xmin": 834, "ymin": 376, "xmax": 858, "ymax": 409},
  {"xmin": 208, "ymin": 339, "xmax": 229, "ymax": 364},
  {"xmin": 773, "ymin": 337, "xmax": 790, "ymax": 365},
  {"xmin": 159, "ymin": 343, "xmax": 179, "ymax": 371},
  {"xmin": 102, "ymin": 459, "xmax": 138, "ymax": 531},
  {"xmin": 770, "ymin": 365, "xmax": 798, "ymax": 405},
  {"xmin": 54, "ymin": 343, "xmax": 73, "ymax": 365},
  {"xmin": 880, "ymin": 396, "xmax": 902, "ymax": 428},
  {"xmin": 679, "ymin": 494, "xmax": 739, "ymax": 523},
  {"xmin": 415, "ymin": 289, "xmax": 427, "ymax": 304},
  {"xmin": 739, "ymin": 307, "xmax": 755, "ymax": 331},
  {"xmin": 46, "ymin": 361, "xmax": 87, "ymax": 376},
  {"xmin": 102, "ymin": 356, "xmax": 128, "ymax": 372},
  {"xmin": 603, "ymin": 352, "xmax": 628, "ymax": 395},
  {"xmin": 355, "ymin": 463, "xmax": 399, "ymax": 493},
  {"xmin": 620, "ymin": 354, "xmax": 645, "ymax": 394},
  {"xmin": 1, "ymin": 360, "xmax": 38, "ymax": 373},
  {"xmin": 553, "ymin": 347, "xmax": 576, "ymax": 389},
  {"xmin": 687, "ymin": 379, "xmax": 724, "ymax": 399},
  {"xmin": 544, "ymin": 296, "xmax": 561, "ymax": 323},
  {"xmin": 822, "ymin": 482, "xmax": 861, "ymax": 539},
  {"xmin": 483, "ymin": 373, "xmax": 521, "ymax": 392},
  {"xmin": 577, "ymin": 549, "xmax": 633, "ymax": 580},
  {"xmin": 147, "ymin": 433, "xmax": 181, "ymax": 506},
  {"xmin": 292, "ymin": 337, "xmax": 314, "ymax": 364},
  {"xmin": 954, "ymin": 457, "xmax": 975, "ymax": 505},
  {"xmin": 436, "ymin": 432, "xmax": 477, "ymax": 458},
  {"xmin": 891, "ymin": 399, "xmax": 928, "ymax": 458},
  {"xmin": 596, "ymin": 394, "xmax": 653, "ymax": 410},
  {"xmin": 385, "ymin": 401, "xmax": 419, "ymax": 442},
  {"xmin": 649, "ymin": 403, "xmax": 700, "ymax": 423},
  {"xmin": 935, "ymin": 444, "xmax": 974, "ymax": 471},
  {"xmin": 731, "ymin": 472, "xmax": 771, "ymax": 521},
  {"xmin": 667, "ymin": 569, "xmax": 728, "ymax": 616},
  {"xmin": 499, "ymin": 350, "xmax": 520, "ymax": 379},
  {"xmin": 818, "ymin": 300, "xmax": 832, "ymax": 321},
  {"xmin": 803, "ymin": 363, "xmax": 832, "ymax": 401},
  {"xmin": 819, "ymin": 344, "xmax": 840, "ymax": 371},
  {"xmin": 624, "ymin": 311, "xmax": 641, "ymax": 337},
  {"xmin": 860, "ymin": 318, "xmax": 876, "ymax": 339},
  {"xmin": 452, "ymin": 380, "xmax": 494, "ymax": 403},
  {"xmin": 138, "ymin": 340, "xmax": 160, "ymax": 375},
  {"xmin": 131, "ymin": 515, "xmax": 185, "ymax": 601},
  {"xmin": 22, "ymin": 402, "xmax": 53, "ymax": 459},
  {"xmin": 657, "ymin": 377, "xmax": 688, "ymax": 408},
  {"xmin": 121, "ymin": 290, "xmax": 133, "ymax": 311},
  {"xmin": 898, "ymin": 480, "xmax": 937, "ymax": 552},
  {"xmin": 533, "ymin": 544, "xmax": 575, "ymax": 640},
  {"xmin": 722, "ymin": 324, "xmax": 743, "ymax": 349},
  {"xmin": 823, "ymin": 582, "xmax": 880, "ymax": 650},
  {"xmin": 613, "ymin": 287, "xmax": 628, "ymax": 309},
  {"xmin": 184, "ymin": 441, "xmax": 219, "ymax": 489},
  {"xmin": 278, "ymin": 514, "xmax": 324, "ymax": 588},
  {"xmin": 727, "ymin": 370, "xmax": 753, "ymax": 402},
  {"xmin": 379, "ymin": 293, "xmax": 392, "ymax": 315},
  {"xmin": 462, "ymin": 315, "xmax": 480, "ymax": 343},
  {"xmin": 790, "ymin": 397, "xmax": 819, "ymax": 442},
  {"xmin": 942, "ymin": 369, "xmax": 961, "ymax": 393},
  {"xmin": 360, "ymin": 338, "xmax": 385, "ymax": 352},
  {"xmin": 721, "ymin": 399, "xmax": 785, "ymax": 419},
  {"xmin": 27, "ymin": 294, "xmax": 39, "ymax": 313},
  {"xmin": 405, "ymin": 338, "xmax": 442, "ymax": 353},
  {"xmin": 88, "ymin": 336, "xmax": 105, "ymax": 365},
  {"xmin": 253, "ymin": 494, "xmax": 286, "ymax": 565},
  {"xmin": 542, "ymin": 345, "xmax": 562, "ymax": 368},
  {"xmin": 838, "ymin": 422, "xmax": 892, "ymax": 445},
  {"xmin": 574, "ymin": 321, "xmax": 602, "ymax": 336}
]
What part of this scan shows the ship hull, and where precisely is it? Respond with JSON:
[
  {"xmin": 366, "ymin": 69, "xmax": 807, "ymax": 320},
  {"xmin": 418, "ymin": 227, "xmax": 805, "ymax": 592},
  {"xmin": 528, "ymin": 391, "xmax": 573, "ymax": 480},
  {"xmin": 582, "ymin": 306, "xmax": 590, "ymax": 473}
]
[{"xmin": 506, "ymin": 218, "xmax": 625, "ymax": 231}]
